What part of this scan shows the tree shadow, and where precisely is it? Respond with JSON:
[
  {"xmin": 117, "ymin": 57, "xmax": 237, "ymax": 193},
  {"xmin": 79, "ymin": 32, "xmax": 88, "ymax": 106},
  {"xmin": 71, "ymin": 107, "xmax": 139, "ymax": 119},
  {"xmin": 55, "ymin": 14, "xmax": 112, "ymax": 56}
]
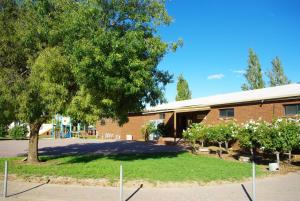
[
  {"xmin": 36, "ymin": 140, "xmax": 186, "ymax": 163},
  {"xmin": 58, "ymin": 151, "xmax": 185, "ymax": 164},
  {"xmin": 38, "ymin": 140, "xmax": 184, "ymax": 157},
  {"xmin": 8, "ymin": 179, "xmax": 50, "ymax": 197}
]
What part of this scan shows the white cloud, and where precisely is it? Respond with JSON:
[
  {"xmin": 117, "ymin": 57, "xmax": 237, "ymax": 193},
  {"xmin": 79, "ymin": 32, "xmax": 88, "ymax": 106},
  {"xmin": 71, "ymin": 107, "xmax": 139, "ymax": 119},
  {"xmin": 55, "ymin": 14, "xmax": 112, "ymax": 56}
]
[
  {"xmin": 207, "ymin": 74, "xmax": 224, "ymax": 80},
  {"xmin": 232, "ymin": 70, "xmax": 246, "ymax": 75}
]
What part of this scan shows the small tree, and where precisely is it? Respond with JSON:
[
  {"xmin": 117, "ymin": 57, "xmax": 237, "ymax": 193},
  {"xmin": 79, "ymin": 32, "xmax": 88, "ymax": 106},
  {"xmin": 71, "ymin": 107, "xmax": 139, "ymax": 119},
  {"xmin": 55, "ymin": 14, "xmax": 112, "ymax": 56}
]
[
  {"xmin": 175, "ymin": 74, "xmax": 192, "ymax": 101},
  {"xmin": 206, "ymin": 125, "xmax": 227, "ymax": 158},
  {"xmin": 219, "ymin": 122, "xmax": 239, "ymax": 151},
  {"xmin": 268, "ymin": 57, "xmax": 290, "ymax": 87},
  {"xmin": 183, "ymin": 123, "xmax": 207, "ymax": 152},
  {"xmin": 238, "ymin": 120, "xmax": 266, "ymax": 158},
  {"xmin": 261, "ymin": 119, "xmax": 300, "ymax": 165},
  {"xmin": 242, "ymin": 49, "xmax": 265, "ymax": 90},
  {"xmin": 141, "ymin": 122, "xmax": 156, "ymax": 142}
]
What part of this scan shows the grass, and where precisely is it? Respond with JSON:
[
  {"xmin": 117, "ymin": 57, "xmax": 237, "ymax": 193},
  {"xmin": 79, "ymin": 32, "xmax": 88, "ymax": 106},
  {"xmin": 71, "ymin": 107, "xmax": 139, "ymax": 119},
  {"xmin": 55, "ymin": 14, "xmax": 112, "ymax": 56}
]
[{"xmin": 0, "ymin": 152, "xmax": 264, "ymax": 183}]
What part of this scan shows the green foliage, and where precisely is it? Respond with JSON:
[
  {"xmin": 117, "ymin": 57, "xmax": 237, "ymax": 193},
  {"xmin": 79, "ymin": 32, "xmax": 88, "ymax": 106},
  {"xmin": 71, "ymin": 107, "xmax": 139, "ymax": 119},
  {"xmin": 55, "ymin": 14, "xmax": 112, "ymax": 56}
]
[
  {"xmin": 156, "ymin": 123, "xmax": 169, "ymax": 137},
  {"xmin": 141, "ymin": 121, "xmax": 157, "ymax": 141},
  {"xmin": 183, "ymin": 123, "xmax": 207, "ymax": 150},
  {"xmin": 268, "ymin": 57, "xmax": 290, "ymax": 87},
  {"xmin": 261, "ymin": 119, "xmax": 300, "ymax": 153},
  {"xmin": 242, "ymin": 49, "xmax": 265, "ymax": 90},
  {"xmin": 0, "ymin": 0, "xmax": 177, "ymax": 129},
  {"xmin": 9, "ymin": 125, "xmax": 28, "ymax": 139},
  {"xmin": 237, "ymin": 119, "xmax": 268, "ymax": 152},
  {"xmin": 0, "ymin": 124, "xmax": 7, "ymax": 137},
  {"xmin": 206, "ymin": 124, "xmax": 226, "ymax": 143},
  {"xmin": 175, "ymin": 74, "xmax": 192, "ymax": 101}
]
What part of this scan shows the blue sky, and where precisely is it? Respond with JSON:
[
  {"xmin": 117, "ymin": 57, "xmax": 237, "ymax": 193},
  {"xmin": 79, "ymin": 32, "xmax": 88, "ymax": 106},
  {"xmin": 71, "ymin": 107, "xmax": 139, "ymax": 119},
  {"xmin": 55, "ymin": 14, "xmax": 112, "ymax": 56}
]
[{"xmin": 157, "ymin": 0, "xmax": 300, "ymax": 102}]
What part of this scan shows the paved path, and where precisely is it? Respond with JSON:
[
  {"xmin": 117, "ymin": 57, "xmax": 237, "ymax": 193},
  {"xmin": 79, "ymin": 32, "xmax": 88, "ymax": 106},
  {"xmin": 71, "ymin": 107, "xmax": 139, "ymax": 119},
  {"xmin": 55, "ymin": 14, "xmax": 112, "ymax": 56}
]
[
  {"xmin": 1, "ymin": 171, "xmax": 300, "ymax": 201},
  {"xmin": 0, "ymin": 139, "xmax": 184, "ymax": 157}
]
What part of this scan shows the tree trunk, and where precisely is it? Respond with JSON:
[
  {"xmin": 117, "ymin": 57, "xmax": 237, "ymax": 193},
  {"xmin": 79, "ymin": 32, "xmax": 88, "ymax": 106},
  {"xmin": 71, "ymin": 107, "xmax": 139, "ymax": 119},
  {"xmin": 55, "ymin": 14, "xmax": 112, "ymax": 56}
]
[
  {"xmin": 288, "ymin": 150, "xmax": 292, "ymax": 165},
  {"xmin": 275, "ymin": 151, "xmax": 280, "ymax": 167},
  {"xmin": 201, "ymin": 140, "xmax": 204, "ymax": 147},
  {"xmin": 218, "ymin": 142, "xmax": 222, "ymax": 159},
  {"xmin": 27, "ymin": 123, "xmax": 42, "ymax": 163},
  {"xmin": 225, "ymin": 141, "xmax": 228, "ymax": 151}
]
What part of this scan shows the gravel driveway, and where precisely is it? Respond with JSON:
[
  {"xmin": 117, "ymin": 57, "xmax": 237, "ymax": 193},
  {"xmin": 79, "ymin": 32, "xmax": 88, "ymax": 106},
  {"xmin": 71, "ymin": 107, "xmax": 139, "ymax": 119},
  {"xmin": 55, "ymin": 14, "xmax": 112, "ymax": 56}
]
[{"xmin": 0, "ymin": 139, "xmax": 184, "ymax": 157}]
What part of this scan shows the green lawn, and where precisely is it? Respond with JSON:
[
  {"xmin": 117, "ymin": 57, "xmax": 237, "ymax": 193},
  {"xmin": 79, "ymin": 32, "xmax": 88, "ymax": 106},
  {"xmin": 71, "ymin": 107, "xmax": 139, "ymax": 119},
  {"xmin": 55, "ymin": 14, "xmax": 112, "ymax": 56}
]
[{"xmin": 0, "ymin": 152, "xmax": 264, "ymax": 183}]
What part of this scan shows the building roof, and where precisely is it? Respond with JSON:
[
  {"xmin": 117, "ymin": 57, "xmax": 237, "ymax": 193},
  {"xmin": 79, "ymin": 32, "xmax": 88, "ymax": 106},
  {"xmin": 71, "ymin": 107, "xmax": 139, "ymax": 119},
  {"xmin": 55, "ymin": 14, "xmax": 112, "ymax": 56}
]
[{"xmin": 145, "ymin": 84, "xmax": 300, "ymax": 113}]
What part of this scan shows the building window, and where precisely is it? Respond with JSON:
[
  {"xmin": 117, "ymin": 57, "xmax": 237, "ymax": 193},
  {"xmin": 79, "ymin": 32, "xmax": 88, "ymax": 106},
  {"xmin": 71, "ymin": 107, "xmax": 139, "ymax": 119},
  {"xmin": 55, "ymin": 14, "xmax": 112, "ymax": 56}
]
[
  {"xmin": 219, "ymin": 108, "xmax": 234, "ymax": 118},
  {"xmin": 284, "ymin": 104, "xmax": 300, "ymax": 116},
  {"xmin": 159, "ymin": 113, "xmax": 165, "ymax": 119}
]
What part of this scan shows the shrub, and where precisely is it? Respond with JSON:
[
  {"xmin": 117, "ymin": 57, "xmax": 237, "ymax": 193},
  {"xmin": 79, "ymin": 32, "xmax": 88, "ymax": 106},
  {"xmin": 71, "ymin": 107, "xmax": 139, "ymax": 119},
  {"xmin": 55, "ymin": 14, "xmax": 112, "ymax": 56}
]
[
  {"xmin": 183, "ymin": 123, "xmax": 207, "ymax": 152},
  {"xmin": 157, "ymin": 123, "xmax": 169, "ymax": 137},
  {"xmin": 0, "ymin": 124, "xmax": 7, "ymax": 137},
  {"xmin": 261, "ymin": 118, "xmax": 300, "ymax": 164},
  {"xmin": 9, "ymin": 125, "xmax": 28, "ymax": 139},
  {"xmin": 237, "ymin": 119, "xmax": 269, "ymax": 155},
  {"xmin": 141, "ymin": 122, "xmax": 157, "ymax": 141}
]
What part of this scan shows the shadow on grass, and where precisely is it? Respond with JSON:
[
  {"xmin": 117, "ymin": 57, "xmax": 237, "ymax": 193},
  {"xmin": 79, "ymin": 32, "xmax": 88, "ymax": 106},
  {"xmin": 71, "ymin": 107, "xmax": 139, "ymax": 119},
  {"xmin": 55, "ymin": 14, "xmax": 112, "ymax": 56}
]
[
  {"xmin": 40, "ymin": 151, "xmax": 187, "ymax": 164},
  {"xmin": 38, "ymin": 140, "xmax": 184, "ymax": 156}
]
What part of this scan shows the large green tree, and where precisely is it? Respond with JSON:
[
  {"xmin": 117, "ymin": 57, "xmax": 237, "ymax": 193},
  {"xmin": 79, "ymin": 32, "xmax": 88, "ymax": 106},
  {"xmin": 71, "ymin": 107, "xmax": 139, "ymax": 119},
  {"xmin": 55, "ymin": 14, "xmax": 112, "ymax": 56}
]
[
  {"xmin": 0, "ymin": 0, "xmax": 178, "ymax": 162},
  {"xmin": 175, "ymin": 74, "xmax": 191, "ymax": 101},
  {"xmin": 242, "ymin": 49, "xmax": 265, "ymax": 90},
  {"xmin": 267, "ymin": 57, "xmax": 290, "ymax": 86}
]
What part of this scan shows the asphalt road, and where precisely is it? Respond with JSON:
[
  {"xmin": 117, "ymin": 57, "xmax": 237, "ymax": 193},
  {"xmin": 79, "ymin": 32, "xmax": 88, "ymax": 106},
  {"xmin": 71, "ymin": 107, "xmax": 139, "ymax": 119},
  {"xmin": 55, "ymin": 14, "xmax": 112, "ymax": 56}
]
[
  {"xmin": 1, "ymin": 171, "xmax": 300, "ymax": 201},
  {"xmin": 0, "ymin": 139, "xmax": 184, "ymax": 157}
]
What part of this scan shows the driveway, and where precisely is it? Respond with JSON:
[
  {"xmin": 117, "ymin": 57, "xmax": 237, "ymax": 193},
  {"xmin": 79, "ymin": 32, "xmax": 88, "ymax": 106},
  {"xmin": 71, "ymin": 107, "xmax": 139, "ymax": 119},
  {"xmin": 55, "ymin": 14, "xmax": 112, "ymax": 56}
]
[
  {"xmin": 0, "ymin": 139, "xmax": 184, "ymax": 157},
  {"xmin": 1, "ymin": 171, "xmax": 300, "ymax": 201}
]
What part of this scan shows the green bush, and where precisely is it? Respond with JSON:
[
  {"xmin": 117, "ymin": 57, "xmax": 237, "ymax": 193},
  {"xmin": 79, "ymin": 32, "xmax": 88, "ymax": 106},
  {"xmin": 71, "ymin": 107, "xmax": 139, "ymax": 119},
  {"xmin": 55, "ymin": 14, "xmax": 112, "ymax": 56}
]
[
  {"xmin": 141, "ymin": 122, "xmax": 157, "ymax": 141},
  {"xmin": 0, "ymin": 125, "xmax": 7, "ymax": 137},
  {"xmin": 260, "ymin": 118, "xmax": 300, "ymax": 164},
  {"xmin": 9, "ymin": 125, "xmax": 28, "ymax": 139},
  {"xmin": 183, "ymin": 123, "xmax": 207, "ymax": 151}
]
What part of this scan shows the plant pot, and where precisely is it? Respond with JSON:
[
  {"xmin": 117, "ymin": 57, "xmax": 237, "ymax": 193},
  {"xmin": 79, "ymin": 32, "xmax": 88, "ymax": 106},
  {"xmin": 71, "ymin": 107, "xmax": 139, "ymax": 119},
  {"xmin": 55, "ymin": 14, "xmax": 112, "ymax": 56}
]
[{"xmin": 269, "ymin": 162, "xmax": 279, "ymax": 171}]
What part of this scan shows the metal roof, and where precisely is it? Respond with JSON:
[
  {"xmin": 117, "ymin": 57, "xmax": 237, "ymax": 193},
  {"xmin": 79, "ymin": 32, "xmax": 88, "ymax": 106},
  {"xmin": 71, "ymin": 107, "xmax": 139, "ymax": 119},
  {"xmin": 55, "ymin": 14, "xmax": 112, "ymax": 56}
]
[{"xmin": 145, "ymin": 84, "xmax": 300, "ymax": 113}]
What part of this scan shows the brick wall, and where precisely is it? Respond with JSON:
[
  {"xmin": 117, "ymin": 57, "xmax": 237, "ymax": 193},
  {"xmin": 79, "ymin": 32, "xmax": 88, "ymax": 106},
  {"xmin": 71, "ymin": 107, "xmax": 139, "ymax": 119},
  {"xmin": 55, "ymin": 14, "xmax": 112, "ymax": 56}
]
[
  {"xmin": 96, "ymin": 99, "xmax": 300, "ymax": 139},
  {"xmin": 202, "ymin": 99, "xmax": 300, "ymax": 125},
  {"xmin": 96, "ymin": 112, "xmax": 174, "ymax": 140}
]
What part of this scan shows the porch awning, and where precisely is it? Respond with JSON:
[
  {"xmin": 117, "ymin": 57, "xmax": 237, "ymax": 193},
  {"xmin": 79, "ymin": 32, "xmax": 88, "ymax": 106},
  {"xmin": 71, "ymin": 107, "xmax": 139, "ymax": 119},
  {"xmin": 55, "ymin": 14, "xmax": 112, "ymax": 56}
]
[{"xmin": 175, "ymin": 106, "xmax": 211, "ymax": 113}]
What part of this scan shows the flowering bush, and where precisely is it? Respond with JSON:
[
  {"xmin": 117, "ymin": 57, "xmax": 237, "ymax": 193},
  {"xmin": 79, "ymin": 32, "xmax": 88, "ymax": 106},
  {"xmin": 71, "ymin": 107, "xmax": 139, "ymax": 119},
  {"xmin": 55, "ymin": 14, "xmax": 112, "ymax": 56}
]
[
  {"xmin": 260, "ymin": 118, "xmax": 300, "ymax": 164},
  {"xmin": 237, "ymin": 119, "xmax": 269, "ymax": 154},
  {"xmin": 183, "ymin": 123, "xmax": 207, "ymax": 151}
]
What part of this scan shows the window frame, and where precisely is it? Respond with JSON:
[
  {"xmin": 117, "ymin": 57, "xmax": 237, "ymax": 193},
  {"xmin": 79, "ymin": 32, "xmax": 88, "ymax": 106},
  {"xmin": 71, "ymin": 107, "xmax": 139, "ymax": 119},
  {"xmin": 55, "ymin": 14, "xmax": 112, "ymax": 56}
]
[
  {"xmin": 284, "ymin": 104, "xmax": 300, "ymax": 116},
  {"xmin": 219, "ymin": 108, "xmax": 235, "ymax": 119},
  {"xmin": 159, "ymin": 113, "xmax": 165, "ymax": 120}
]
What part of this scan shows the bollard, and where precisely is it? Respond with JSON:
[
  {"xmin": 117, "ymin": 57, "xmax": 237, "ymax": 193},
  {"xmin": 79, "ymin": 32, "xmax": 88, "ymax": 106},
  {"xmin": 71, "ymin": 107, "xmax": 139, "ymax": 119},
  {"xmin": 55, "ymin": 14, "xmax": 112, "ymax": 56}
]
[
  {"xmin": 119, "ymin": 164, "xmax": 123, "ymax": 201},
  {"xmin": 252, "ymin": 160, "xmax": 256, "ymax": 201},
  {"xmin": 3, "ymin": 160, "xmax": 8, "ymax": 198}
]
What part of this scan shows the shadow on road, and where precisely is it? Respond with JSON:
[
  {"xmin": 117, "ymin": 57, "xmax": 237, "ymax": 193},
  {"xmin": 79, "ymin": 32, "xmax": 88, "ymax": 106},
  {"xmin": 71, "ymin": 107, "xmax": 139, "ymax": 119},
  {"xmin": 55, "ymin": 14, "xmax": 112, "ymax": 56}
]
[
  {"xmin": 8, "ymin": 179, "xmax": 50, "ymax": 197},
  {"xmin": 241, "ymin": 184, "xmax": 252, "ymax": 201},
  {"xmin": 125, "ymin": 184, "xmax": 143, "ymax": 201}
]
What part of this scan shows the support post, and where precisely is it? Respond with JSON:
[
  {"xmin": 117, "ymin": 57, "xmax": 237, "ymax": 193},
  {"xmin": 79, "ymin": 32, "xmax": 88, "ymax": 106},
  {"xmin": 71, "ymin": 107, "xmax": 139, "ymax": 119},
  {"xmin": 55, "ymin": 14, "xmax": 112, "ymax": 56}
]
[
  {"xmin": 119, "ymin": 164, "xmax": 123, "ymax": 201},
  {"xmin": 252, "ymin": 153, "xmax": 256, "ymax": 201},
  {"xmin": 173, "ymin": 112, "xmax": 177, "ymax": 143},
  {"xmin": 3, "ymin": 160, "xmax": 8, "ymax": 198}
]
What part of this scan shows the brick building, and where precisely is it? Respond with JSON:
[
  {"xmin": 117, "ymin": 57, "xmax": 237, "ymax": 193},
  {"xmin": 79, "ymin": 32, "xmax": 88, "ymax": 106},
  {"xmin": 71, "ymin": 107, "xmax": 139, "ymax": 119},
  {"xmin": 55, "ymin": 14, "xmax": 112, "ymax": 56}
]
[{"xmin": 96, "ymin": 84, "xmax": 300, "ymax": 140}]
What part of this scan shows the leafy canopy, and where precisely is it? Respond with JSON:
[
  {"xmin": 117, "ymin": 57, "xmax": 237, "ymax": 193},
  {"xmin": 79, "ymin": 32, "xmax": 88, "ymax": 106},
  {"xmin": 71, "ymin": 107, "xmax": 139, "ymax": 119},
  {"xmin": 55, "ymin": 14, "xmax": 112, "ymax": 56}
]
[
  {"xmin": 268, "ymin": 57, "xmax": 290, "ymax": 87},
  {"xmin": 0, "ymin": 0, "xmax": 178, "ymax": 127},
  {"xmin": 175, "ymin": 74, "xmax": 191, "ymax": 101},
  {"xmin": 242, "ymin": 49, "xmax": 265, "ymax": 90}
]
